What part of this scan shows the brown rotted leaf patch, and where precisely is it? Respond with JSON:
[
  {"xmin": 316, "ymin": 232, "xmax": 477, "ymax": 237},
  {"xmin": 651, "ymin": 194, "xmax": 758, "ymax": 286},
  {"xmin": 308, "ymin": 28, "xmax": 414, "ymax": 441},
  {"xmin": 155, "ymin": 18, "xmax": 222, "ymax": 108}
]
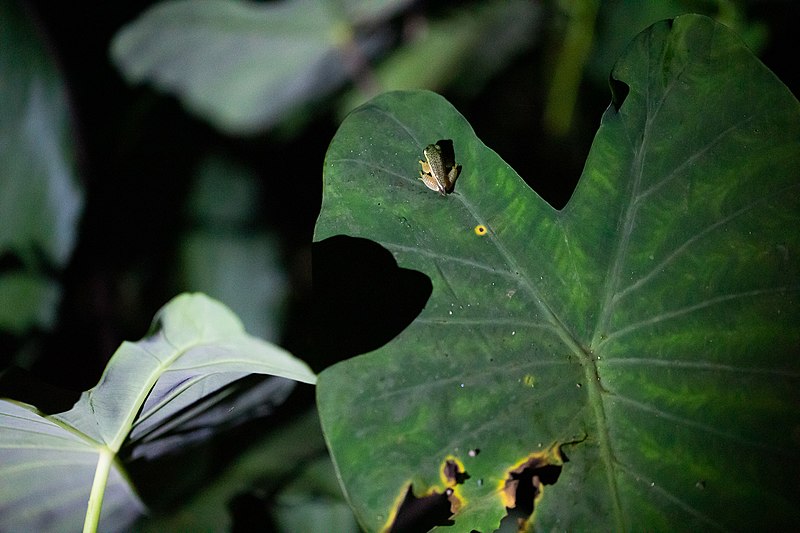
[
  {"xmin": 443, "ymin": 457, "xmax": 470, "ymax": 486},
  {"xmin": 385, "ymin": 457, "xmax": 470, "ymax": 532},
  {"xmin": 498, "ymin": 444, "xmax": 567, "ymax": 532},
  {"xmin": 385, "ymin": 484, "xmax": 454, "ymax": 533}
]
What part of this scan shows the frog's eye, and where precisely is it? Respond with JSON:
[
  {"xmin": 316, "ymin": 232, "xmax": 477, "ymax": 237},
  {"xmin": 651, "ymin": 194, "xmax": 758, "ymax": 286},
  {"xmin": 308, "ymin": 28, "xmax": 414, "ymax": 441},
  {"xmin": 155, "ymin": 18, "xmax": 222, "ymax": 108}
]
[{"xmin": 474, "ymin": 225, "xmax": 488, "ymax": 236}]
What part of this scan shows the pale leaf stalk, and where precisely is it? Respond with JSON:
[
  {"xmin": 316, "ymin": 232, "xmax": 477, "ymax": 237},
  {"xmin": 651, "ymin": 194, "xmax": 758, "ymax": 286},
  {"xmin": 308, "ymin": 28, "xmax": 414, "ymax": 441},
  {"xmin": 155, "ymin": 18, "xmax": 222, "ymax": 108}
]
[{"xmin": 83, "ymin": 446, "xmax": 114, "ymax": 533}]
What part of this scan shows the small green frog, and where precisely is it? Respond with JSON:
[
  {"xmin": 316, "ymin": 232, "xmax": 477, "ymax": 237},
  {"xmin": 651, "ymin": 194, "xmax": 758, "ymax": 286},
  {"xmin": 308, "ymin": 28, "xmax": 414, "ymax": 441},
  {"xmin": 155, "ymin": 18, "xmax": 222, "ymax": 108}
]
[{"xmin": 419, "ymin": 140, "xmax": 461, "ymax": 196}]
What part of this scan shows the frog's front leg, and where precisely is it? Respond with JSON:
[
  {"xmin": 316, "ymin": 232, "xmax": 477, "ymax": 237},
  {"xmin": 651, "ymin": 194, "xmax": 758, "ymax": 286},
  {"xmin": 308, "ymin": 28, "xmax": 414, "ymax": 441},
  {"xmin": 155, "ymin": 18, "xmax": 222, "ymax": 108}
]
[{"xmin": 419, "ymin": 159, "xmax": 432, "ymax": 175}]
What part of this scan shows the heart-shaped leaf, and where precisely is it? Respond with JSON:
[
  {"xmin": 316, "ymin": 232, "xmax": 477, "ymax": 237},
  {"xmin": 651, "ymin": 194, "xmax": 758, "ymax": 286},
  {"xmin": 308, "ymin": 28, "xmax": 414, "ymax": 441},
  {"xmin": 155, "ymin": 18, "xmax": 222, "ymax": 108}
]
[
  {"xmin": 314, "ymin": 15, "xmax": 799, "ymax": 531},
  {"xmin": 0, "ymin": 293, "xmax": 316, "ymax": 532}
]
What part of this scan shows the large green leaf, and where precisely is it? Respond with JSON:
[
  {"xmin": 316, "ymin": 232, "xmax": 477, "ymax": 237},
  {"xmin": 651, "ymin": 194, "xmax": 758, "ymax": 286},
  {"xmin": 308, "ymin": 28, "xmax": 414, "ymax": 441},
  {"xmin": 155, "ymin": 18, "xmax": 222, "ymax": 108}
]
[
  {"xmin": 314, "ymin": 15, "xmax": 800, "ymax": 532},
  {"xmin": 110, "ymin": 0, "xmax": 411, "ymax": 134},
  {"xmin": 0, "ymin": 0, "xmax": 84, "ymax": 334},
  {"xmin": 0, "ymin": 293, "xmax": 316, "ymax": 532},
  {"xmin": 0, "ymin": 399, "xmax": 146, "ymax": 533}
]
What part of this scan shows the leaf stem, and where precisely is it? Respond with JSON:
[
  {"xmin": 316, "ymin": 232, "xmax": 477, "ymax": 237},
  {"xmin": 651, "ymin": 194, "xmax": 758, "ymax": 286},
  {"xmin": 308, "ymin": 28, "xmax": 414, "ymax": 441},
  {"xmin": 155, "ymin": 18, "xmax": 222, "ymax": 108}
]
[{"xmin": 83, "ymin": 446, "xmax": 114, "ymax": 533}]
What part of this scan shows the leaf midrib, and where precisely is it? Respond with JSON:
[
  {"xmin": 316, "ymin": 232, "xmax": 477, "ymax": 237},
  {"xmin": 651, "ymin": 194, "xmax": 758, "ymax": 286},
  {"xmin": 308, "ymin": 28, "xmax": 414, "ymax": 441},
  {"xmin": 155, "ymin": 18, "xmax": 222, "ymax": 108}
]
[
  {"xmin": 451, "ymin": 187, "xmax": 624, "ymax": 528},
  {"xmin": 93, "ymin": 335, "xmax": 200, "ymax": 451},
  {"xmin": 584, "ymin": 47, "xmax": 690, "ymax": 528}
]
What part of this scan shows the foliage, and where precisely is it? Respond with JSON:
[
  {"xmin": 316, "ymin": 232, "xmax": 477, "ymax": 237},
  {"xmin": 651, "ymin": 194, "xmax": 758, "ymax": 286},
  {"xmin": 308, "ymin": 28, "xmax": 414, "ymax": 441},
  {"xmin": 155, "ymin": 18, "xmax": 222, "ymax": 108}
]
[
  {"xmin": 314, "ymin": 15, "xmax": 800, "ymax": 531},
  {"xmin": 0, "ymin": 0, "xmax": 83, "ymax": 334},
  {"xmin": 1, "ymin": 0, "xmax": 798, "ymax": 531},
  {"xmin": 110, "ymin": 0, "xmax": 541, "ymax": 135},
  {"xmin": 0, "ymin": 293, "xmax": 315, "ymax": 532}
]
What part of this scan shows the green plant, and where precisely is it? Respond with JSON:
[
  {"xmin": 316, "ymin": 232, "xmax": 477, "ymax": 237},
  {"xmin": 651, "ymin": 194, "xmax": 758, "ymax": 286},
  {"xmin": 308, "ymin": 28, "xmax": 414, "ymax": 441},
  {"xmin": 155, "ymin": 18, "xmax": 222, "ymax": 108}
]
[
  {"xmin": 2, "ymin": 3, "xmax": 798, "ymax": 532},
  {"xmin": 314, "ymin": 15, "xmax": 799, "ymax": 531},
  {"xmin": 0, "ymin": 293, "xmax": 316, "ymax": 532},
  {"xmin": 109, "ymin": 0, "xmax": 542, "ymax": 135}
]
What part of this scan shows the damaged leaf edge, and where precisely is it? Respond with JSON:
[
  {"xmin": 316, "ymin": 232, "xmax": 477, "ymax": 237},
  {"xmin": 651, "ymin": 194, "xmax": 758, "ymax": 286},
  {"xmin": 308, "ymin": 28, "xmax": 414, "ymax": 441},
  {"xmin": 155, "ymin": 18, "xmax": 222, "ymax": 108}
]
[
  {"xmin": 499, "ymin": 435, "xmax": 587, "ymax": 531},
  {"xmin": 380, "ymin": 455, "xmax": 469, "ymax": 532},
  {"xmin": 498, "ymin": 442, "xmax": 565, "ymax": 510},
  {"xmin": 381, "ymin": 437, "xmax": 588, "ymax": 532}
]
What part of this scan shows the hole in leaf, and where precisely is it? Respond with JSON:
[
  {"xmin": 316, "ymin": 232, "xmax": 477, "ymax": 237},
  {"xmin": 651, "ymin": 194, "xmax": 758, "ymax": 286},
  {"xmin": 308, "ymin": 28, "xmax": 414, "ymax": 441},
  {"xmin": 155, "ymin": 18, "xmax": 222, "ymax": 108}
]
[
  {"xmin": 443, "ymin": 458, "xmax": 470, "ymax": 485},
  {"xmin": 609, "ymin": 76, "xmax": 630, "ymax": 111},
  {"xmin": 386, "ymin": 458, "xmax": 469, "ymax": 532},
  {"xmin": 387, "ymin": 485, "xmax": 454, "ymax": 533},
  {"xmin": 312, "ymin": 236, "xmax": 431, "ymax": 363},
  {"xmin": 496, "ymin": 445, "xmax": 567, "ymax": 532}
]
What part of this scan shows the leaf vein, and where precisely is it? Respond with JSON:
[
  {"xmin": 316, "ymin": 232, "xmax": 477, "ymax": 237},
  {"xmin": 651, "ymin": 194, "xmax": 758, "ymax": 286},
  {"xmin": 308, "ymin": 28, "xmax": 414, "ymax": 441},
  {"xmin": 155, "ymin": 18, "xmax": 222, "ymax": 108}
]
[
  {"xmin": 614, "ymin": 182, "xmax": 800, "ymax": 303},
  {"xmin": 605, "ymin": 286, "xmax": 799, "ymax": 342},
  {"xmin": 602, "ymin": 357, "xmax": 800, "ymax": 377},
  {"xmin": 383, "ymin": 242, "xmax": 517, "ymax": 278},
  {"xmin": 614, "ymin": 462, "xmax": 730, "ymax": 532},
  {"xmin": 611, "ymin": 393, "xmax": 784, "ymax": 452}
]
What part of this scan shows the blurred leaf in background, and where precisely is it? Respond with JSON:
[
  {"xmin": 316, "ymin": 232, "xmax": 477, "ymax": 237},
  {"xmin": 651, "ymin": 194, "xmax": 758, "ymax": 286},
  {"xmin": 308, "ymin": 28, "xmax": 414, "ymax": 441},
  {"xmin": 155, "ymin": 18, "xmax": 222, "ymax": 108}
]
[
  {"xmin": 272, "ymin": 456, "xmax": 359, "ymax": 532},
  {"xmin": 179, "ymin": 153, "xmax": 286, "ymax": 342},
  {"xmin": 110, "ymin": 0, "xmax": 543, "ymax": 136},
  {"xmin": 0, "ymin": 0, "xmax": 84, "ymax": 340},
  {"xmin": 337, "ymin": 0, "xmax": 542, "ymax": 115},
  {"xmin": 587, "ymin": 0, "xmax": 767, "ymax": 85},
  {"xmin": 110, "ymin": 0, "xmax": 407, "ymax": 135}
]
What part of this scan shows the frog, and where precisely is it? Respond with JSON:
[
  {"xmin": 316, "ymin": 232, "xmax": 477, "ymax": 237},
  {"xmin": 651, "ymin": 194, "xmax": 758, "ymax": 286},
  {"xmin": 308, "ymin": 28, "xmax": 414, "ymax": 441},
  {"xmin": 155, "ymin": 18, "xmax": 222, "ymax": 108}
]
[{"xmin": 418, "ymin": 140, "xmax": 461, "ymax": 196}]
